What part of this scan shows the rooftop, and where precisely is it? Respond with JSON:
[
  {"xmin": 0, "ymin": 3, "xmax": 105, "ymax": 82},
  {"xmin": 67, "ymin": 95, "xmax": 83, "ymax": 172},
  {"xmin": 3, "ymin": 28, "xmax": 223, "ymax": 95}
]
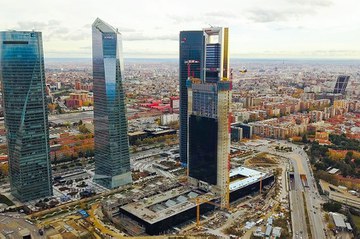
[
  {"xmin": 120, "ymin": 186, "xmax": 212, "ymax": 224},
  {"xmin": 331, "ymin": 212, "xmax": 347, "ymax": 228},
  {"xmin": 92, "ymin": 18, "xmax": 118, "ymax": 34},
  {"xmin": 229, "ymin": 167, "xmax": 268, "ymax": 191}
]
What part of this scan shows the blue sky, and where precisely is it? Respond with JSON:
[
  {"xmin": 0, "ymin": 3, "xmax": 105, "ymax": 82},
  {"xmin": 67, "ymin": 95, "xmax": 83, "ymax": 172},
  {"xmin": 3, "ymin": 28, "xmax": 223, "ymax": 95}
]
[{"xmin": 1, "ymin": 0, "xmax": 360, "ymax": 58}]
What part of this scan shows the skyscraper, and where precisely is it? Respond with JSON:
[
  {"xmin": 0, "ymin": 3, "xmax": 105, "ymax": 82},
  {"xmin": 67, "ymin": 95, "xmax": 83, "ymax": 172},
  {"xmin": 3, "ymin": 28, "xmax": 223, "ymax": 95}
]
[
  {"xmin": 92, "ymin": 18, "xmax": 132, "ymax": 189},
  {"xmin": 0, "ymin": 31, "xmax": 52, "ymax": 202},
  {"xmin": 333, "ymin": 75, "xmax": 350, "ymax": 94},
  {"xmin": 185, "ymin": 27, "xmax": 231, "ymax": 208},
  {"xmin": 179, "ymin": 31, "xmax": 203, "ymax": 166}
]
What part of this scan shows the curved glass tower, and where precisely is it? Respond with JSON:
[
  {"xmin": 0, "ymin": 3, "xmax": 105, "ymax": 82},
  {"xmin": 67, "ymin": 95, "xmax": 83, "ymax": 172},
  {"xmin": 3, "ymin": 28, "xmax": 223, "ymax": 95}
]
[
  {"xmin": 0, "ymin": 31, "xmax": 52, "ymax": 202},
  {"xmin": 92, "ymin": 18, "xmax": 132, "ymax": 189}
]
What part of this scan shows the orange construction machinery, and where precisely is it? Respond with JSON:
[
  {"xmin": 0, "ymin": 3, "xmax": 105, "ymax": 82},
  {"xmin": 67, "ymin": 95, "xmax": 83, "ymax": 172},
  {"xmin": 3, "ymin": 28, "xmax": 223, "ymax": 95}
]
[
  {"xmin": 192, "ymin": 194, "xmax": 234, "ymax": 228},
  {"xmin": 194, "ymin": 197, "xmax": 223, "ymax": 228}
]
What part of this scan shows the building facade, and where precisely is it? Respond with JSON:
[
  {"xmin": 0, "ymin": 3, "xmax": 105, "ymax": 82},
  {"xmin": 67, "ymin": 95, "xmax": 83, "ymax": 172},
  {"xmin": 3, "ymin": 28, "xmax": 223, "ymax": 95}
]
[
  {"xmin": 333, "ymin": 75, "xmax": 350, "ymax": 94},
  {"xmin": 0, "ymin": 31, "xmax": 52, "ymax": 201},
  {"xmin": 179, "ymin": 31, "xmax": 204, "ymax": 166},
  {"xmin": 92, "ymin": 18, "xmax": 132, "ymax": 189},
  {"xmin": 186, "ymin": 27, "xmax": 231, "ymax": 208}
]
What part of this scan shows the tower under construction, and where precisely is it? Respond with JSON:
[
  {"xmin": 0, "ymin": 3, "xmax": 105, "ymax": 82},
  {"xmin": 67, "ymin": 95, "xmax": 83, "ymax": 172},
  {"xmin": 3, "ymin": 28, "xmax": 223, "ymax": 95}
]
[{"xmin": 186, "ymin": 27, "xmax": 231, "ymax": 208}]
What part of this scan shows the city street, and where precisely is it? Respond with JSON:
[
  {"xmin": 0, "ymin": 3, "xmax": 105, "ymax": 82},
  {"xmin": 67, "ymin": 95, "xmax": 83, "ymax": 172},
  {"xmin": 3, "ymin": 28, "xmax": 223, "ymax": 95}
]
[
  {"xmin": 289, "ymin": 190, "xmax": 308, "ymax": 239},
  {"xmin": 246, "ymin": 140, "xmax": 326, "ymax": 239}
]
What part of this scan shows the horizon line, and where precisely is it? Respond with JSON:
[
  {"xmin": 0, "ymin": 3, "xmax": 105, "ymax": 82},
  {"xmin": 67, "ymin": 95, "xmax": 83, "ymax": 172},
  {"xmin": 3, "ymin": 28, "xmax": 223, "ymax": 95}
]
[{"xmin": 44, "ymin": 57, "xmax": 360, "ymax": 60}]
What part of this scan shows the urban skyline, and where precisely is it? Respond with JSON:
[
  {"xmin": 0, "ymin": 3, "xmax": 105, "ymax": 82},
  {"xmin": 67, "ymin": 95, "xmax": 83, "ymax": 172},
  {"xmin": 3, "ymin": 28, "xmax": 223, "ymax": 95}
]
[
  {"xmin": 0, "ymin": 2, "xmax": 359, "ymax": 238},
  {"xmin": 1, "ymin": 0, "xmax": 360, "ymax": 59}
]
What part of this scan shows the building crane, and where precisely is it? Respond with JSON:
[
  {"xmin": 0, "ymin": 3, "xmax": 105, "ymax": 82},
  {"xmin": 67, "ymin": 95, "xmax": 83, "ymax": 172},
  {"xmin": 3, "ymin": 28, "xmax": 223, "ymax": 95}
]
[{"xmin": 193, "ymin": 197, "xmax": 223, "ymax": 228}]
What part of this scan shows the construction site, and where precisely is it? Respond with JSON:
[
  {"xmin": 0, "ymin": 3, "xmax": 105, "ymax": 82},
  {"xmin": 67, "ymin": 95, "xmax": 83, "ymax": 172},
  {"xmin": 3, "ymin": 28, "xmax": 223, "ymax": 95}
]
[
  {"xmin": 102, "ymin": 166, "xmax": 274, "ymax": 236},
  {"xmin": 100, "ymin": 27, "xmax": 275, "ymax": 236}
]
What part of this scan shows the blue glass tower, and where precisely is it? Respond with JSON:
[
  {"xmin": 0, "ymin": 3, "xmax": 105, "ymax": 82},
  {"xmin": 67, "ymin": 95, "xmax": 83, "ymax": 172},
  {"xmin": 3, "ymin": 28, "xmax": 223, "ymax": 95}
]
[
  {"xmin": 0, "ymin": 31, "xmax": 52, "ymax": 202},
  {"xmin": 179, "ymin": 31, "xmax": 204, "ymax": 166},
  {"xmin": 92, "ymin": 18, "xmax": 132, "ymax": 189}
]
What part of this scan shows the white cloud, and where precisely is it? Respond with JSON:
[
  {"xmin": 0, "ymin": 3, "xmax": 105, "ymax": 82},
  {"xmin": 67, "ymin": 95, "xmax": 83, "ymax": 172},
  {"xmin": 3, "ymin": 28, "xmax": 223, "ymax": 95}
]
[{"xmin": 1, "ymin": 0, "xmax": 359, "ymax": 58}]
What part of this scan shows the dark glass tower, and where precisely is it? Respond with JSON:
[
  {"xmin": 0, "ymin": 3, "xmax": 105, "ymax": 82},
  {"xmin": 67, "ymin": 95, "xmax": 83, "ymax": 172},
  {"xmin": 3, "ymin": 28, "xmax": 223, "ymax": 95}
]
[
  {"xmin": 0, "ymin": 31, "xmax": 52, "ymax": 202},
  {"xmin": 333, "ymin": 75, "xmax": 350, "ymax": 94},
  {"xmin": 179, "ymin": 31, "xmax": 203, "ymax": 166},
  {"xmin": 92, "ymin": 18, "xmax": 132, "ymax": 189}
]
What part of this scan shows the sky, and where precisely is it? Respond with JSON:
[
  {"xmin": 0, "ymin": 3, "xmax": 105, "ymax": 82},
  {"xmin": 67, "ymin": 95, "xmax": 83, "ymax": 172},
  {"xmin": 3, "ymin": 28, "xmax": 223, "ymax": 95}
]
[{"xmin": 1, "ymin": 0, "xmax": 360, "ymax": 59}]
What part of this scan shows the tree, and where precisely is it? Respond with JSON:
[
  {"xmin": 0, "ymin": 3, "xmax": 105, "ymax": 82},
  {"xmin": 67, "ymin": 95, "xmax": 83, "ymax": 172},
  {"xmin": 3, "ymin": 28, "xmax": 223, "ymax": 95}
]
[
  {"xmin": 324, "ymin": 213, "xmax": 330, "ymax": 222},
  {"xmin": 345, "ymin": 151, "xmax": 354, "ymax": 161},
  {"xmin": 323, "ymin": 201, "xmax": 341, "ymax": 212},
  {"xmin": 79, "ymin": 124, "xmax": 90, "ymax": 134},
  {"xmin": 48, "ymin": 103, "xmax": 56, "ymax": 112},
  {"xmin": 302, "ymin": 134, "xmax": 308, "ymax": 143},
  {"xmin": 328, "ymin": 222, "xmax": 335, "ymax": 230},
  {"xmin": 0, "ymin": 163, "xmax": 9, "ymax": 177}
]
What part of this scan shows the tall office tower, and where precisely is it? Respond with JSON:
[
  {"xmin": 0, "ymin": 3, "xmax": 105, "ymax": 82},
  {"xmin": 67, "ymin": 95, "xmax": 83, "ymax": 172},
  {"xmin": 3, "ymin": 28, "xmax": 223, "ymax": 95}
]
[
  {"xmin": 0, "ymin": 31, "xmax": 52, "ymax": 202},
  {"xmin": 333, "ymin": 75, "xmax": 350, "ymax": 94},
  {"xmin": 92, "ymin": 18, "xmax": 132, "ymax": 189},
  {"xmin": 179, "ymin": 31, "xmax": 203, "ymax": 166},
  {"xmin": 186, "ymin": 27, "xmax": 231, "ymax": 208}
]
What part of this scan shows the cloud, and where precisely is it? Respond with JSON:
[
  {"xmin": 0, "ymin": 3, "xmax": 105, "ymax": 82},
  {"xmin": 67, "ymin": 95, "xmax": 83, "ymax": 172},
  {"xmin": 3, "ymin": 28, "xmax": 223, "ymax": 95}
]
[
  {"xmin": 12, "ymin": 20, "xmax": 88, "ymax": 42},
  {"xmin": 292, "ymin": 0, "xmax": 333, "ymax": 7},
  {"xmin": 123, "ymin": 50, "xmax": 176, "ymax": 57},
  {"xmin": 169, "ymin": 15, "xmax": 199, "ymax": 24},
  {"xmin": 14, "ymin": 20, "xmax": 60, "ymax": 31},
  {"xmin": 246, "ymin": 8, "xmax": 316, "ymax": 23},
  {"xmin": 64, "ymin": 31, "xmax": 90, "ymax": 41},
  {"xmin": 245, "ymin": 0, "xmax": 332, "ymax": 23},
  {"xmin": 52, "ymin": 27, "xmax": 69, "ymax": 35},
  {"xmin": 124, "ymin": 33, "xmax": 177, "ymax": 41},
  {"xmin": 204, "ymin": 11, "xmax": 237, "ymax": 18},
  {"xmin": 233, "ymin": 49, "xmax": 360, "ymax": 58},
  {"xmin": 82, "ymin": 24, "xmax": 91, "ymax": 29},
  {"xmin": 79, "ymin": 46, "xmax": 91, "ymax": 50},
  {"xmin": 117, "ymin": 27, "xmax": 137, "ymax": 33}
]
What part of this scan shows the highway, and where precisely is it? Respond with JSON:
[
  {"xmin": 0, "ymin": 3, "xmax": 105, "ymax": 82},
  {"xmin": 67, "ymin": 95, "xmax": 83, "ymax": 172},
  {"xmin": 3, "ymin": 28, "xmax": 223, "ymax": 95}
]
[
  {"xmin": 247, "ymin": 140, "xmax": 326, "ymax": 239},
  {"xmin": 289, "ymin": 190, "xmax": 307, "ymax": 239},
  {"xmin": 291, "ymin": 148, "xmax": 326, "ymax": 239}
]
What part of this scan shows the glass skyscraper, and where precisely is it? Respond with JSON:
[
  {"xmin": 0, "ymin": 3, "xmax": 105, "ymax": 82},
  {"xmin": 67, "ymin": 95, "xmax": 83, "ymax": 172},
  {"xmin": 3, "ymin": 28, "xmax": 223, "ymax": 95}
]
[
  {"xmin": 333, "ymin": 75, "xmax": 350, "ymax": 94},
  {"xmin": 92, "ymin": 18, "xmax": 132, "ymax": 189},
  {"xmin": 0, "ymin": 31, "xmax": 52, "ymax": 202},
  {"xmin": 179, "ymin": 31, "xmax": 204, "ymax": 166}
]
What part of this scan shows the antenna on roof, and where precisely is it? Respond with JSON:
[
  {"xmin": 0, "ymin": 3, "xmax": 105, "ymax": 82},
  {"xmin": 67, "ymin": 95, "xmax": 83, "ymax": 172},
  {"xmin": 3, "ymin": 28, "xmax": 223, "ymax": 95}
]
[{"xmin": 209, "ymin": 24, "xmax": 213, "ymax": 28}]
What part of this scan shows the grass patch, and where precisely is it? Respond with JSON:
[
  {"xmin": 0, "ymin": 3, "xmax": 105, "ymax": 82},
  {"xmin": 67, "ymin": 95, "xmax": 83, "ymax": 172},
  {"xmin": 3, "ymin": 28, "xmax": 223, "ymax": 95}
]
[
  {"xmin": 0, "ymin": 194, "xmax": 14, "ymax": 206},
  {"xmin": 351, "ymin": 214, "xmax": 360, "ymax": 229},
  {"xmin": 247, "ymin": 153, "xmax": 277, "ymax": 165}
]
